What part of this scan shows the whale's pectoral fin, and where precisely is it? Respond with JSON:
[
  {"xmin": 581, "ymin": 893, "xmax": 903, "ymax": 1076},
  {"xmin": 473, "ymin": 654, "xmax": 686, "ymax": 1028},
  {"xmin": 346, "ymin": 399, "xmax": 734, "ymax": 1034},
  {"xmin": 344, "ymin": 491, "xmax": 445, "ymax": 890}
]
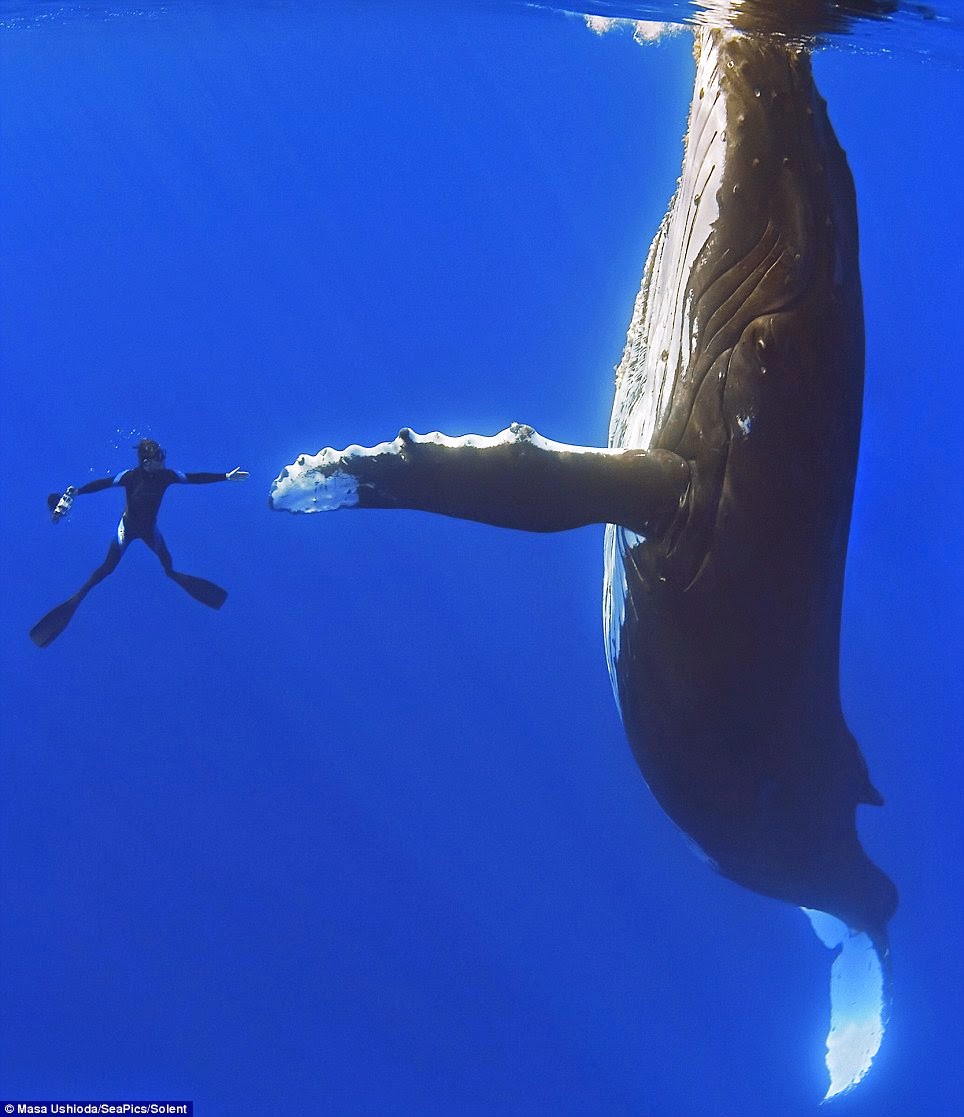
[{"xmin": 270, "ymin": 423, "xmax": 689, "ymax": 537}]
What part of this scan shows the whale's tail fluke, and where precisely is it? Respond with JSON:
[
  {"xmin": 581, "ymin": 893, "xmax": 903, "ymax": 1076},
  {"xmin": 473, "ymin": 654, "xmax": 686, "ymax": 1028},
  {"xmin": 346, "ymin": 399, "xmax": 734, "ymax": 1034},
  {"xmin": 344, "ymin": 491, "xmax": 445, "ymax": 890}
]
[{"xmin": 803, "ymin": 908, "xmax": 891, "ymax": 1101}]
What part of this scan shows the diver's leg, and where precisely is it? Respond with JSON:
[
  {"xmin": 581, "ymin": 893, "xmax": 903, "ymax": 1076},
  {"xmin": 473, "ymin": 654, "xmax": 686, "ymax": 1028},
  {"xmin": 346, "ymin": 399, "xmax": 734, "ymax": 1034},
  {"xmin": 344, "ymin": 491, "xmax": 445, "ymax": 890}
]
[
  {"xmin": 78, "ymin": 533, "xmax": 126, "ymax": 594},
  {"xmin": 149, "ymin": 530, "xmax": 227, "ymax": 609},
  {"xmin": 29, "ymin": 529, "xmax": 127, "ymax": 647},
  {"xmin": 147, "ymin": 529, "xmax": 176, "ymax": 577},
  {"xmin": 270, "ymin": 424, "xmax": 690, "ymax": 536}
]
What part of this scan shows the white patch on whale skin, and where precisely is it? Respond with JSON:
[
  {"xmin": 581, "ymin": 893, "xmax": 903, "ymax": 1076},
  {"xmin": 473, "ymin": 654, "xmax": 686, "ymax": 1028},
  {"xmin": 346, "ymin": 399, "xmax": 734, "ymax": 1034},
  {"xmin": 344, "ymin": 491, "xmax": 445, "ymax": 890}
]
[
  {"xmin": 269, "ymin": 448, "xmax": 361, "ymax": 513},
  {"xmin": 603, "ymin": 523, "xmax": 643, "ymax": 711}
]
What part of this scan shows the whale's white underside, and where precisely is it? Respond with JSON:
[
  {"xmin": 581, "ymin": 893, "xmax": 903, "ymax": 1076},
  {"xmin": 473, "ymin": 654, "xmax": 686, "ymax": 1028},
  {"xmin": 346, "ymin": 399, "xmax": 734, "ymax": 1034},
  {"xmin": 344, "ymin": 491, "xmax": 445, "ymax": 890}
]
[{"xmin": 603, "ymin": 30, "xmax": 730, "ymax": 694}]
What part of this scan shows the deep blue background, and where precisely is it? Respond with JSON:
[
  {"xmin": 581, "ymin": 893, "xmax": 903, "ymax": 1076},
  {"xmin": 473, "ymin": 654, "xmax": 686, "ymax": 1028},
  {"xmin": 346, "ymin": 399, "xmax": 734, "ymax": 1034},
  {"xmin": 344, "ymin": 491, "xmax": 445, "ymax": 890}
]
[{"xmin": 1, "ymin": 3, "xmax": 961, "ymax": 1114}]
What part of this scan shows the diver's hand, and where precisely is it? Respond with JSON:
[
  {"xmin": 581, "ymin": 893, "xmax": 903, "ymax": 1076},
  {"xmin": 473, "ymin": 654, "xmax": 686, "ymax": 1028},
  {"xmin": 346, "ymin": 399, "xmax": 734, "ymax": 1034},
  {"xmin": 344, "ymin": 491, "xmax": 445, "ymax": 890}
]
[{"xmin": 226, "ymin": 468, "xmax": 249, "ymax": 481}]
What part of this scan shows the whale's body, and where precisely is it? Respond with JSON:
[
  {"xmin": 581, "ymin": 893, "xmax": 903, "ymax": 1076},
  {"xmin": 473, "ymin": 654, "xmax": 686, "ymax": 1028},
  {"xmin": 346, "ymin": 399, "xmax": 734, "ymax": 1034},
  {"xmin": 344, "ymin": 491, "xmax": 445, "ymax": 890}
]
[
  {"xmin": 271, "ymin": 20, "xmax": 894, "ymax": 1098},
  {"xmin": 603, "ymin": 29, "xmax": 894, "ymax": 939}
]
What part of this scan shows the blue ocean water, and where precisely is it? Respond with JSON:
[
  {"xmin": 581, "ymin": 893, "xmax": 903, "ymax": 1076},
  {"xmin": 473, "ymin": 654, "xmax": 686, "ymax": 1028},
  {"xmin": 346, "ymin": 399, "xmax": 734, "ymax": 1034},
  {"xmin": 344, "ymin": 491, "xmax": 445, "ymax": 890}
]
[{"xmin": 1, "ymin": 3, "xmax": 962, "ymax": 1115}]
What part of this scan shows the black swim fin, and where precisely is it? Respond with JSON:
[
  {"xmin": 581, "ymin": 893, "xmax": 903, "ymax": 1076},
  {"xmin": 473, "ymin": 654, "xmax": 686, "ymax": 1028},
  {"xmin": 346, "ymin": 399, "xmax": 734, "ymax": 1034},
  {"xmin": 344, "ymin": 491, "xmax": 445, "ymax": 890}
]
[
  {"xmin": 30, "ymin": 594, "xmax": 83, "ymax": 648},
  {"xmin": 169, "ymin": 571, "xmax": 228, "ymax": 609}
]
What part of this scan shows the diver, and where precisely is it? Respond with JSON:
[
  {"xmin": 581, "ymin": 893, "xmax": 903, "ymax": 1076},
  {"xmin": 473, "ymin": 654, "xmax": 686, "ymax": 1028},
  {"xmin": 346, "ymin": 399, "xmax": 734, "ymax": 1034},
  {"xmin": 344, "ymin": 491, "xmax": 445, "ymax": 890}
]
[{"xmin": 30, "ymin": 439, "xmax": 249, "ymax": 647}]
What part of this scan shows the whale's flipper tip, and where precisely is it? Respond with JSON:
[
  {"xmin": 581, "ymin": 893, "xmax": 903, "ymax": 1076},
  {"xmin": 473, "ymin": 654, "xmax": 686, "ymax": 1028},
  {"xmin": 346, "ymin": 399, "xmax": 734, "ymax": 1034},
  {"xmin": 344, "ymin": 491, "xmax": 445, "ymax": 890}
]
[{"xmin": 269, "ymin": 451, "xmax": 361, "ymax": 514}]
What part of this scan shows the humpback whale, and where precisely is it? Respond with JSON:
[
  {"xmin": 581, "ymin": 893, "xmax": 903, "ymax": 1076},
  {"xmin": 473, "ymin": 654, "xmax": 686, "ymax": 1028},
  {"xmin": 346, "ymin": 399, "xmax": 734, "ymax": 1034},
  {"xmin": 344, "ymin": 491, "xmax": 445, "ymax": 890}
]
[{"xmin": 271, "ymin": 16, "xmax": 894, "ymax": 1099}]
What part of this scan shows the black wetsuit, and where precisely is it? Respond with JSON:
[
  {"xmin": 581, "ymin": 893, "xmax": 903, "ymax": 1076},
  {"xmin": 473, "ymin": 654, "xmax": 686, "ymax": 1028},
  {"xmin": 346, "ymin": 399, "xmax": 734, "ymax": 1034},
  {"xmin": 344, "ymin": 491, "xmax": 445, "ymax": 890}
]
[
  {"xmin": 80, "ymin": 466, "xmax": 229, "ymax": 548},
  {"xmin": 30, "ymin": 465, "xmax": 232, "ymax": 647}
]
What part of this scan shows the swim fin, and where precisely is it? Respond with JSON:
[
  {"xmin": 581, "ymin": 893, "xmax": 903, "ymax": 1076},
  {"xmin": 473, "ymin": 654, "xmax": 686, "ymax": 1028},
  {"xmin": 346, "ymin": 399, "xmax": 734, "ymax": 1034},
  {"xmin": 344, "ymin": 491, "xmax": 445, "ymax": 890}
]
[
  {"xmin": 29, "ymin": 594, "xmax": 83, "ymax": 648},
  {"xmin": 169, "ymin": 571, "xmax": 228, "ymax": 609}
]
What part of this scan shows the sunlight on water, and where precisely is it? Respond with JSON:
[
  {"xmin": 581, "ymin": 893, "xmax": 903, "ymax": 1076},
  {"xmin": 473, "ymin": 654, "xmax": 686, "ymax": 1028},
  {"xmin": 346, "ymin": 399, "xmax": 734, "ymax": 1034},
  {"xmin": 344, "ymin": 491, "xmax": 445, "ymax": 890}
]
[
  {"xmin": 538, "ymin": 0, "xmax": 964, "ymax": 64},
  {"xmin": 803, "ymin": 908, "xmax": 886, "ymax": 1101},
  {"xmin": 1, "ymin": 0, "xmax": 962, "ymax": 62}
]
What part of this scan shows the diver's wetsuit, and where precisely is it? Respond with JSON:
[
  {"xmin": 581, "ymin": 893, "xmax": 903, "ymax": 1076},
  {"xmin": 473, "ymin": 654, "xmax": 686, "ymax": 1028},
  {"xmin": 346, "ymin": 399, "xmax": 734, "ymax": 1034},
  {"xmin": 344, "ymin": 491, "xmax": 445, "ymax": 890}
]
[
  {"xmin": 82, "ymin": 466, "xmax": 228, "ymax": 550},
  {"xmin": 30, "ymin": 465, "xmax": 233, "ymax": 647}
]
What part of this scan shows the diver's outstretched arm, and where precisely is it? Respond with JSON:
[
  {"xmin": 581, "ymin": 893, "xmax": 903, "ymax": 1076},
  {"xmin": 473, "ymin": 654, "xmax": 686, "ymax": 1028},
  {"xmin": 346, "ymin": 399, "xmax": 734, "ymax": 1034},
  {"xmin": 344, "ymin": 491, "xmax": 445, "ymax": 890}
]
[
  {"xmin": 74, "ymin": 477, "xmax": 118, "ymax": 495},
  {"xmin": 269, "ymin": 424, "xmax": 689, "ymax": 536},
  {"xmin": 178, "ymin": 469, "xmax": 249, "ymax": 484},
  {"xmin": 47, "ymin": 476, "xmax": 116, "ymax": 510},
  {"xmin": 47, "ymin": 476, "xmax": 121, "ymax": 522}
]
